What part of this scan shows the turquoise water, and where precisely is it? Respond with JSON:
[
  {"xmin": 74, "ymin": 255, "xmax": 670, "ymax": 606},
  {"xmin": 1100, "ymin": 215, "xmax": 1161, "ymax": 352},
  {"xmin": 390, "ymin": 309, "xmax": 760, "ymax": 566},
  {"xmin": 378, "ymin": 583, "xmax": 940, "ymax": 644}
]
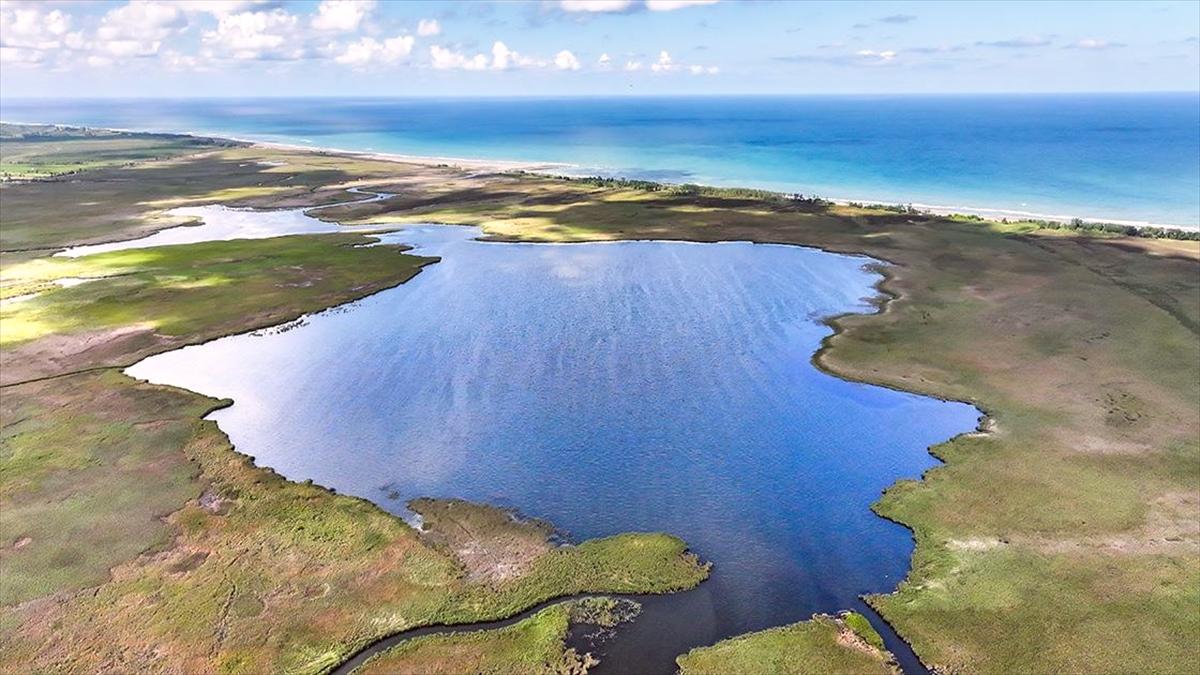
[
  {"xmin": 128, "ymin": 216, "xmax": 979, "ymax": 673},
  {"xmin": 4, "ymin": 94, "xmax": 1198, "ymax": 226}
]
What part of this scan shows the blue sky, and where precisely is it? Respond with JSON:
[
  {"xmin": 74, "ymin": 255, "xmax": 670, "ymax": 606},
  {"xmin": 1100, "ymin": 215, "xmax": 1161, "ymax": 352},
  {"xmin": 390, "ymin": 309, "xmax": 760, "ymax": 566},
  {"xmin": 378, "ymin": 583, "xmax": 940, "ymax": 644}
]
[{"xmin": 2, "ymin": 0, "xmax": 1198, "ymax": 97}]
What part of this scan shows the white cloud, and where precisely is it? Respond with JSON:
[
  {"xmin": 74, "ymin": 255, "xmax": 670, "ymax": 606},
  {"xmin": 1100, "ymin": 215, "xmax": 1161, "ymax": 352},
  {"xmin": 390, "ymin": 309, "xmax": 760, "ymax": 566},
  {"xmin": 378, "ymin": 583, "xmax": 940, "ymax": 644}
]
[
  {"xmin": 0, "ymin": 3, "xmax": 83, "ymax": 66},
  {"xmin": 650, "ymin": 49, "xmax": 674, "ymax": 71},
  {"xmin": 174, "ymin": 1, "xmax": 266, "ymax": 18},
  {"xmin": 1069, "ymin": 38, "xmax": 1125, "ymax": 50},
  {"xmin": 559, "ymin": 0, "xmax": 633, "ymax": 11},
  {"xmin": 311, "ymin": 0, "xmax": 375, "ymax": 33},
  {"xmin": 645, "ymin": 0, "xmax": 718, "ymax": 10},
  {"xmin": 856, "ymin": 49, "xmax": 897, "ymax": 62},
  {"xmin": 96, "ymin": 1, "xmax": 188, "ymax": 58},
  {"xmin": 428, "ymin": 41, "xmax": 572, "ymax": 71},
  {"xmin": 336, "ymin": 35, "xmax": 414, "ymax": 67},
  {"xmin": 417, "ymin": 18, "xmax": 441, "ymax": 37},
  {"xmin": 554, "ymin": 49, "xmax": 581, "ymax": 70},
  {"xmin": 202, "ymin": 8, "xmax": 303, "ymax": 60},
  {"xmin": 491, "ymin": 40, "xmax": 513, "ymax": 69},
  {"xmin": 598, "ymin": 52, "xmax": 611, "ymax": 67},
  {"xmin": 430, "ymin": 44, "xmax": 488, "ymax": 70},
  {"xmin": 617, "ymin": 49, "xmax": 715, "ymax": 75}
]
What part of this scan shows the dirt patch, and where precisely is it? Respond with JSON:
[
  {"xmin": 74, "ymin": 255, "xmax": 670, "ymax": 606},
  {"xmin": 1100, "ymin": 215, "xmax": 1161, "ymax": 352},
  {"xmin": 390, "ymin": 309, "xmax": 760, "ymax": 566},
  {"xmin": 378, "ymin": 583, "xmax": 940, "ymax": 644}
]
[
  {"xmin": 408, "ymin": 498, "xmax": 555, "ymax": 585},
  {"xmin": 0, "ymin": 324, "xmax": 167, "ymax": 386},
  {"xmin": 198, "ymin": 489, "xmax": 228, "ymax": 515},
  {"xmin": 1019, "ymin": 491, "xmax": 1200, "ymax": 555},
  {"xmin": 167, "ymin": 550, "xmax": 210, "ymax": 575}
]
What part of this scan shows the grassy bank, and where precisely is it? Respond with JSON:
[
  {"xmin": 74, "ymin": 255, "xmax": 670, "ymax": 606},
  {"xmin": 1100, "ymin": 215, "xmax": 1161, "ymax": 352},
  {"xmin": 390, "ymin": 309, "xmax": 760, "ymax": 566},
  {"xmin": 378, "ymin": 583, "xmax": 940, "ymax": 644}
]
[
  {"xmin": 354, "ymin": 597, "xmax": 641, "ymax": 675},
  {"xmin": 675, "ymin": 612, "xmax": 895, "ymax": 675},
  {"xmin": 1, "ymin": 128, "xmax": 1197, "ymax": 673}
]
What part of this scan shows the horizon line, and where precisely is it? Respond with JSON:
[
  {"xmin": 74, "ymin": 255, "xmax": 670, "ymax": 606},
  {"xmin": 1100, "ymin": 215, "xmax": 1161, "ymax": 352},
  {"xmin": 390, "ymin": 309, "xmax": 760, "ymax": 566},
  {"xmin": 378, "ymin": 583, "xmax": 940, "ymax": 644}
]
[{"xmin": 3, "ymin": 90, "xmax": 1199, "ymax": 101}]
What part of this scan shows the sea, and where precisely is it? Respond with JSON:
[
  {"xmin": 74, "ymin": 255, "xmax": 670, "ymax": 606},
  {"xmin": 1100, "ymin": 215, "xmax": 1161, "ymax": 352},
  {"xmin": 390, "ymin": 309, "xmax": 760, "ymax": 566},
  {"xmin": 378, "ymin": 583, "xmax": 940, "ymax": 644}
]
[{"xmin": 3, "ymin": 93, "xmax": 1198, "ymax": 227}]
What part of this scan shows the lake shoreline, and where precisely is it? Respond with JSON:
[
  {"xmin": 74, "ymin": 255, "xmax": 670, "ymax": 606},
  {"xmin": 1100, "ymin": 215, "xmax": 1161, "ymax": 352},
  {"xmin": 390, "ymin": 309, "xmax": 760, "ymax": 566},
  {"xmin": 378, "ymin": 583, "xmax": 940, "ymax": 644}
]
[{"xmin": 121, "ymin": 212, "xmax": 971, "ymax": 674}]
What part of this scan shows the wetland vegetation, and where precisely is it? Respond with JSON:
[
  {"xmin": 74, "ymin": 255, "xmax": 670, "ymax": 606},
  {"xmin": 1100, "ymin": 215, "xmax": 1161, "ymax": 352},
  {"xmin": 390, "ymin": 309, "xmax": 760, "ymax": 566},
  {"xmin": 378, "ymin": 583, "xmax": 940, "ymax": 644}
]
[{"xmin": 1, "ymin": 125, "xmax": 1197, "ymax": 674}]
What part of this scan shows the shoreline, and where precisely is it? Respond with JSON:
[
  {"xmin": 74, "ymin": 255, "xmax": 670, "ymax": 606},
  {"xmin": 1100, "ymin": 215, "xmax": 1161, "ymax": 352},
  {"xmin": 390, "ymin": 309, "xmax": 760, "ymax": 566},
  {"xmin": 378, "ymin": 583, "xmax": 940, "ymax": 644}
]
[
  {"xmin": 5, "ymin": 118, "xmax": 1196, "ymax": 231},
  {"xmin": 249, "ymin": 138, "xmax": 1200, "ymax": 231}
]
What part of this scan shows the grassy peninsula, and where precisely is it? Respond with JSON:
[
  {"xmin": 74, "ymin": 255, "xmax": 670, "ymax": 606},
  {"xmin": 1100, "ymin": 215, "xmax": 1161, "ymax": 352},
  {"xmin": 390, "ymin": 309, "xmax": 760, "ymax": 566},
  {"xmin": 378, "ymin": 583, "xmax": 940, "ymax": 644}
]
[
  {"xmin": 1, "ymin": 125, "xmax": 1197, "ymax": 673},
  {"xmin": 675, "ymin": 612, "xmax": 895, "ymax": 675}
]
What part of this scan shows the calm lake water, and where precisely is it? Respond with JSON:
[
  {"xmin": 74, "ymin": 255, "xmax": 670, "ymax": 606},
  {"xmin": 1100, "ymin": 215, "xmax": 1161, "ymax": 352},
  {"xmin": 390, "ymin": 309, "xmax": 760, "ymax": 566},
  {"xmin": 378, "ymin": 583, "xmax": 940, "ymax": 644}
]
[
  {"xmin": 127, "ymin": 210, "xmax": 979, "ymax": 673},
  {"xmin": 6, "ymin": 94, "xmax": 1199, "ymax": 226}
]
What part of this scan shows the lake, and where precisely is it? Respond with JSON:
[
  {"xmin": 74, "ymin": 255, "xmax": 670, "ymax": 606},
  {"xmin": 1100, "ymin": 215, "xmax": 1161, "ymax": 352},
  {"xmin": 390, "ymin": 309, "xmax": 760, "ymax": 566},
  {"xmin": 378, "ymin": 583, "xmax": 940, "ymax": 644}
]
[{"xmin": 126, "ymin": 212, "xmax": 980, "ymax": 673}]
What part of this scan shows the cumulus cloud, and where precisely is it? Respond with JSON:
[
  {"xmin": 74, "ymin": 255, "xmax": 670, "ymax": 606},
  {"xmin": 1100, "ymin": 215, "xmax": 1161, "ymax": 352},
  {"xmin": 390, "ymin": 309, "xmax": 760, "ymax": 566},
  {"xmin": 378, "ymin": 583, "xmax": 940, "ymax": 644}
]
[
  {"xmin": 174, "ymin": 1, "xmax": 267, "ymax": 17},
  {"xmin": 554, "ymin": 49, "xmax": 581, "ymax": 70},
  {"xmin": 491, "ymin": 40, "xmax": 514, "ymax": 69},
  {"xmin": 95, "ymin": 0, "xmax": 188, "ymax": 58},
  {"xmin": 0, "ymin": 2, "xmax": 84, "ymax": 66},
  {"xmin": 626, "ymin": 49, "xmax": 716, "ymax": 74},
  {"xmin": 202, "ymin": 8, "xmax": 304, "ymax": 60},
  {"xmin": 598, "ymin": 52, "xmax": 612, "ymax": 67},
  {"xmin": 430, "ymin": 40, "xmax": 559, "ymax": 71},
  {"xmin": 417, "ymin": 18, "xmax": 441, "ymax": 36},
  {"xmin": 430, "ymin": 44, "xmax": 488, "ymax": 70},
  {"xmin": 1, "ymin": 0, "xmax": 280, "ymax": 69},
  {"xmin": 311, "ymin": 0, "xmax": 375, "ymax": 33},
  {"xmin": 336, "ymin": 35, "xmax": 413, "ymax": 67}
]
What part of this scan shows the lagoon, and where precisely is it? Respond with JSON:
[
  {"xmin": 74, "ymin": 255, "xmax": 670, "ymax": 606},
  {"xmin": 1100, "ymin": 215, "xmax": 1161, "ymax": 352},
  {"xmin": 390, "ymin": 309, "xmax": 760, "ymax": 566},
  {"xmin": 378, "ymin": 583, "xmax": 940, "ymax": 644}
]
[{"xmin": 127, "ymin": 215, "xmax": 979, "ymax": 673}]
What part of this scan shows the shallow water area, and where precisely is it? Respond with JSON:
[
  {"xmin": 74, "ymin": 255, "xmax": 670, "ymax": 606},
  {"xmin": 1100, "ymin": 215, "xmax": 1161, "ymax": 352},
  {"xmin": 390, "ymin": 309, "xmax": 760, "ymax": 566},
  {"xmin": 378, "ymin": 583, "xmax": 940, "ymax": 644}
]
[
  {"xmin": 126, "ymin": 209, "xmax": 980, "ymax": 673},
  {"xmin": 57, "ymin": 189, "xmax": 391, "ymax": 258}
]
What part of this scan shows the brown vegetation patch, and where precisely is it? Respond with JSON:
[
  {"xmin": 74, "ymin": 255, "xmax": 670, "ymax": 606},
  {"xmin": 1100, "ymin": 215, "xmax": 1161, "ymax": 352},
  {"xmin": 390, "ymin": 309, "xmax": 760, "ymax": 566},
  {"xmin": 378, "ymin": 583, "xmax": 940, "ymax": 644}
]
[
  {"xmin": 409, "ymin": 498, "xmax": 556, "ymax": 585},
  {"xmin": 0, "ymin": 323, "xmax": 167, "ymax": 385}
]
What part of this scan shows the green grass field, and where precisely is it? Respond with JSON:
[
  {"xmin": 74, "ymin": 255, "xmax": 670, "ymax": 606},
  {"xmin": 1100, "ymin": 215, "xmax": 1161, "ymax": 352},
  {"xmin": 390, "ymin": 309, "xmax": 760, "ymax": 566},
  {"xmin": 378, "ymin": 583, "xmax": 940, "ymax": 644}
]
[
  {"xmin": 0, "ymin": 124, "xmax": 238, "ymax": 180},
  {"xmin": 354, "ymin": 597, "xmax": 642, "ymax": 675},
  {"xmin": 675, "ymin": 613, "xmax": 895, "ymax": 675}
]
